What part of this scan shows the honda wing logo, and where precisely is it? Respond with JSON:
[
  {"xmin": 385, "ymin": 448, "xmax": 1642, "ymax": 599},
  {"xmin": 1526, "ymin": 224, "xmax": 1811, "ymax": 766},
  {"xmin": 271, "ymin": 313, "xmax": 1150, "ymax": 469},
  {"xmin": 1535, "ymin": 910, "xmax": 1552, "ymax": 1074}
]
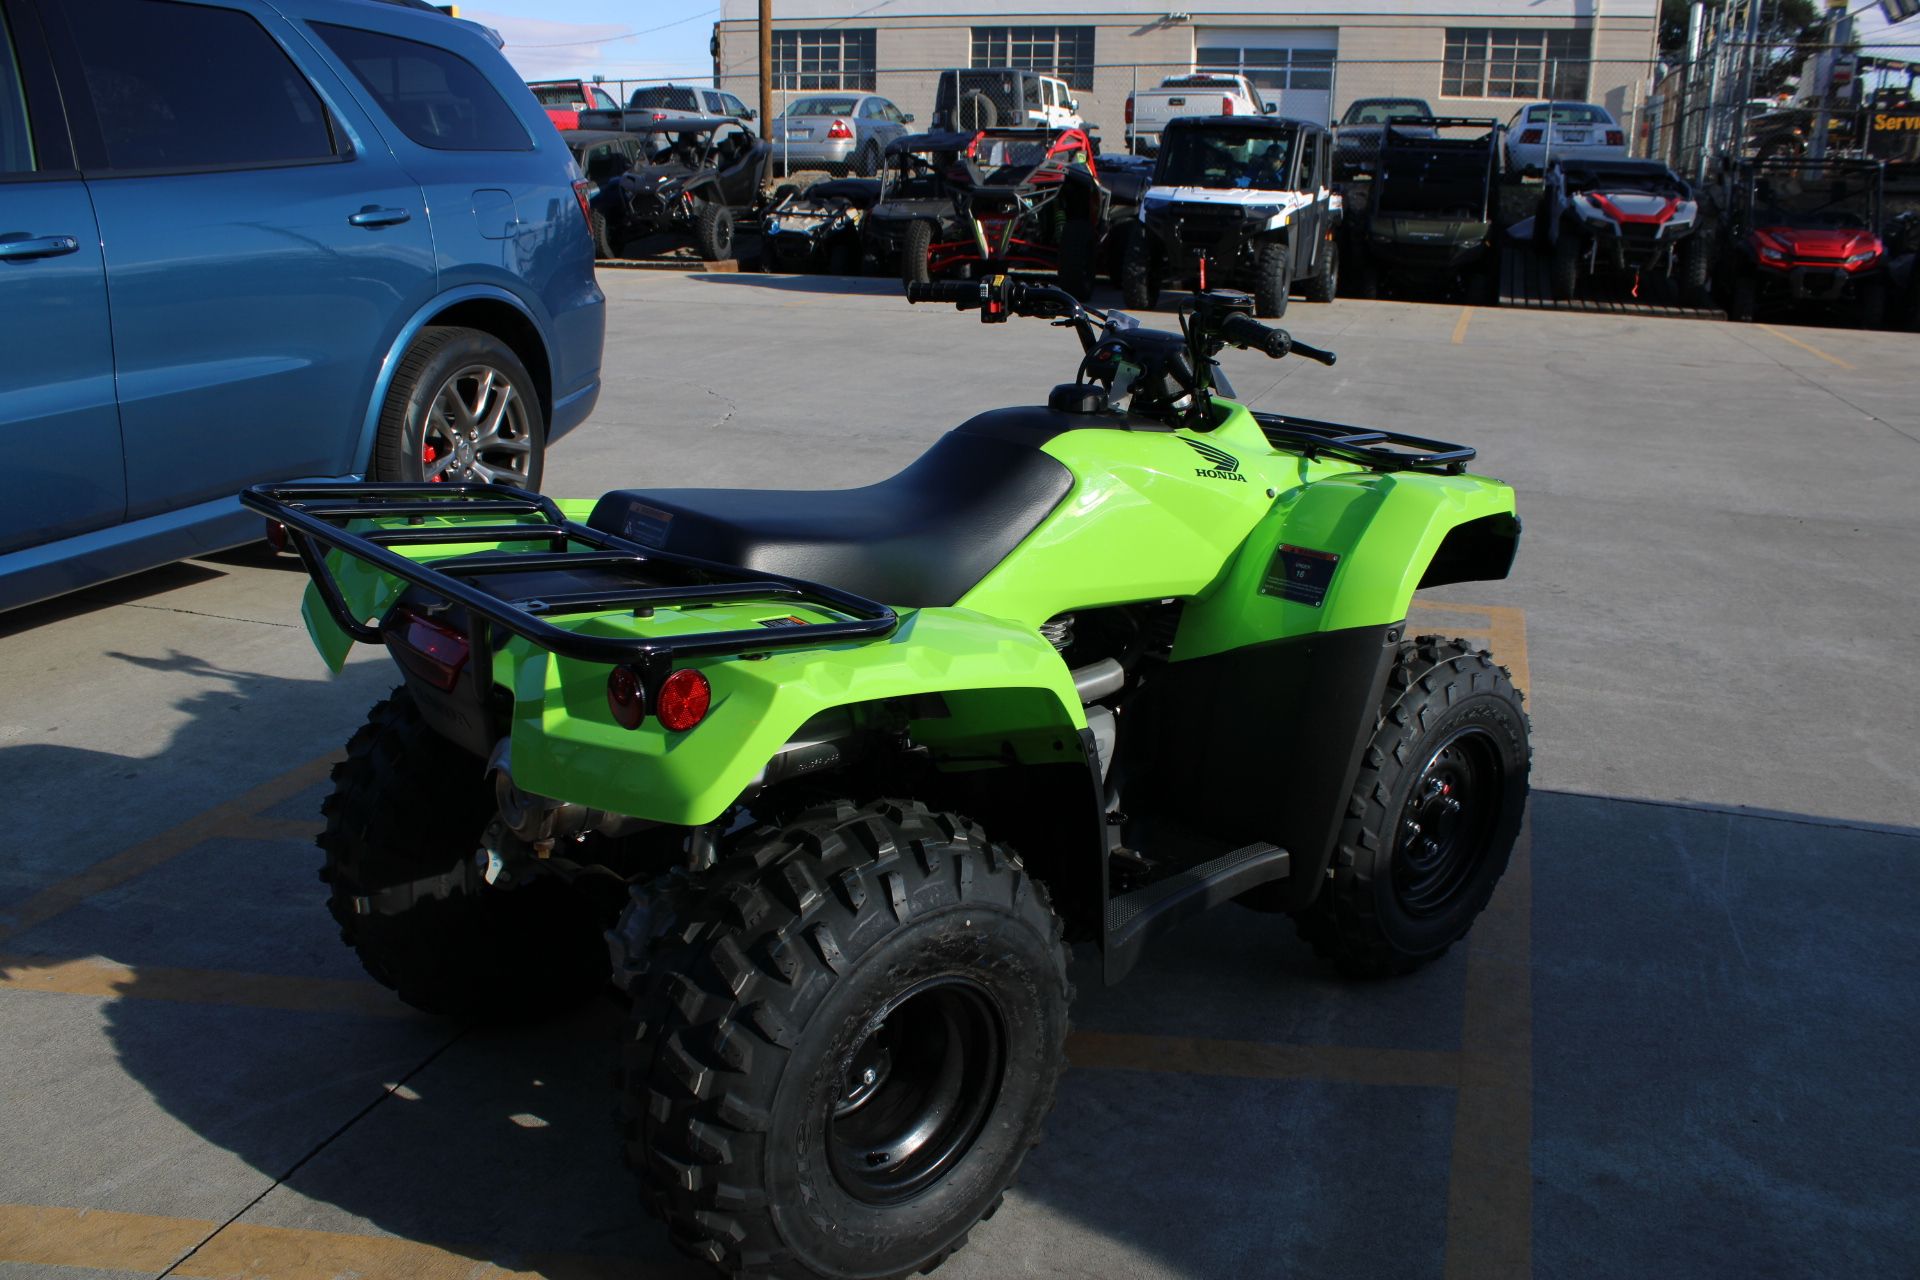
[{"xmin": 1181, "ymin": 437, "xmax": 1246, "ymax": 482}]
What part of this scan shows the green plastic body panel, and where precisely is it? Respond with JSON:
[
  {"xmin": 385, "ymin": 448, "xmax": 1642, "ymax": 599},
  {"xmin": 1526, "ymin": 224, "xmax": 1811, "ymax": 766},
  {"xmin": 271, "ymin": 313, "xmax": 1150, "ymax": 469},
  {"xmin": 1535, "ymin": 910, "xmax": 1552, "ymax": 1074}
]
[{"xmin": 291, "ymin": 408, "xmax": 1513, "ymax": 830}]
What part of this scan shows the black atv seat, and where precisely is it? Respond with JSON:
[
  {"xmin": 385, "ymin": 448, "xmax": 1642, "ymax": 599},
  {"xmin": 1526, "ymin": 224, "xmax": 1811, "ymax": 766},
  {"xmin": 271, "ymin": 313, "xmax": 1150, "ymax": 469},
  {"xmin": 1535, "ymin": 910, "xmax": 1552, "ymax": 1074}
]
[{"xmin": 585, "ymin": 415, "xmax": 1077, "ymax": 608}]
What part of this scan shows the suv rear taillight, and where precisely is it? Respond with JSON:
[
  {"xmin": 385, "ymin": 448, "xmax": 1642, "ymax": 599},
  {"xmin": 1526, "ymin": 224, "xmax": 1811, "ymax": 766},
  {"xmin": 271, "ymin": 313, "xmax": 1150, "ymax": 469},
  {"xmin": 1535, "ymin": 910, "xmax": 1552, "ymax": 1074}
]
[
  {"xmin": 827, "ymin": 118, "xmax": 854, "ymax": 139},
  {"xmin": 1606, "ymin": 129, "xmax": 1625, "ymax": 147},
  {"xmin": 1125, "ymin": 96, "xmax": 1134, "ymax": 125},
  {"xmin": 572, "ymin": 179, "xmax": 594, "ymax": 236},
  {"xmin": 1222, "ymin": 96, "xmax": 1235, "ymax": 115}
]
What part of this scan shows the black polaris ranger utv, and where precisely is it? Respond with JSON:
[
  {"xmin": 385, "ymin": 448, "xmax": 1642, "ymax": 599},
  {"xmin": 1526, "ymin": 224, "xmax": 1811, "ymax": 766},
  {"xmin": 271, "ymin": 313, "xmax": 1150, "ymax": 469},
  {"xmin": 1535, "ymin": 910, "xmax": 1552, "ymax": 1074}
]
[
  {"xmin": 1120, "ymin": 115, "xmax": 1339, "ymax": 317},
  {"xmin": 1344, "ymin": 117, "xmax": 1502, "ymax": 302},
  {"xmin": 602, "ymin": 117, "xmax": 770, "ymax": 261}
]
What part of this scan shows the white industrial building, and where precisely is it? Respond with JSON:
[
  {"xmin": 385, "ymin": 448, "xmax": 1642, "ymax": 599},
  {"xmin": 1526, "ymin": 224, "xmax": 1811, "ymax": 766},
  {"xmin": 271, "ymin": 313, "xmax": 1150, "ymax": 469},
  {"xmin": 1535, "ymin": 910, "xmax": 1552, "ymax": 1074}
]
[{"xmin": 713, "ymin": 0, "xmax": 1661, "ymax": 137}]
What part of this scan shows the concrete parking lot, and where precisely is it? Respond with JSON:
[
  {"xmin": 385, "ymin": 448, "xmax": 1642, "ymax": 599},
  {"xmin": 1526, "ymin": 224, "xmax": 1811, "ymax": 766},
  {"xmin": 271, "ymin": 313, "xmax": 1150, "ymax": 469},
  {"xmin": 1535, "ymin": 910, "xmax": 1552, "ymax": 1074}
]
[{"xmin": 2, "ymin": 273, "xmax": 1916, "ymax": 1279}]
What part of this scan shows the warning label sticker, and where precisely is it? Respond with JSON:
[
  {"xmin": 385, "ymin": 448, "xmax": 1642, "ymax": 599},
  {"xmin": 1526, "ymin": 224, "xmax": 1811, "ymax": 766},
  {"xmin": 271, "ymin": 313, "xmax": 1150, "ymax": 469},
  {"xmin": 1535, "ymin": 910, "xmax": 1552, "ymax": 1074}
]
[
  {"xmin": 1260, "ymin": 544, "xmax": 1340, "ymax": 607},
  {"xmin": 621, "ymin": 503, "xmax": 674, "ymax": 548}
]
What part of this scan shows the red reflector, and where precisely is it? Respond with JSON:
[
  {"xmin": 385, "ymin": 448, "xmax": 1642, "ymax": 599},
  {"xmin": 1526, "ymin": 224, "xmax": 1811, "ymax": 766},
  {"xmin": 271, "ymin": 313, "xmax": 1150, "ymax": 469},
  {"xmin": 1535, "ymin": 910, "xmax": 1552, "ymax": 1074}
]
[
  {"xmin": 264, "ymin": 519, "xmax": 288, "ymax": 553},
  {"xmin": 388, "ymin": 608, "xmax": 469, "ymax": 692},
  {"xmin": 1606, "ymin": 129, "xmax": 1625, "ymax": 147},
  {"xmin": 657, "ymin": 669, "xmax": 711, "ymax": 731},
  {"xmin": 607, "ymin": 665, "xmax": 647, "ymax": 730},
  {"xmin": 827, "ymin": 118, "xmax": 854, "ymax": 139},
  {"xmin": 1222, "ymin": 96, "xmax": 1235, "ymax": 115},
  {"xmin": 572, "ymin": 178, "xmax": 594, "ymax": 235}
]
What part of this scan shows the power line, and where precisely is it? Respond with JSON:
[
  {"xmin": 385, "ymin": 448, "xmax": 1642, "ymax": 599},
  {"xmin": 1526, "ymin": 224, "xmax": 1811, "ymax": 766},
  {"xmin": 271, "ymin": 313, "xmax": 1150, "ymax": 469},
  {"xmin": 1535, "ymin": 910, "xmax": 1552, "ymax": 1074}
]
[{"xmin": 512, "ymin": 7, "xmax": 718, "ymax": 49}]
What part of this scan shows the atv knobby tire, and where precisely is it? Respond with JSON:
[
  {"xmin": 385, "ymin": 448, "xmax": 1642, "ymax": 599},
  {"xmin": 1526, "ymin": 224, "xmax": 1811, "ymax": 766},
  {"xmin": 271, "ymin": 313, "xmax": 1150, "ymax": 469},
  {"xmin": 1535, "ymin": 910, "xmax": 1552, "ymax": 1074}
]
[
  {"xmin": 1120, "ymin": 223, "xmax": 1160, "ymax": 310},
  {"xmin": 1253, "ymin": 240, "xmax": 1291, "ymax": 318},
  {"xmin": 1678, "ymin": 234, "xmax": 1712, "ymax": 305},
  {"xmin": 1293, "ymin": 637, "xmax": 1530, "ymax": 977},
  {"xmin": 1550, "ymin": 234, "xmax": 1581, "ymax": 301},
  {"xmin": 694, "ymin": 201, "xmax": 736, "ymax": 262},
  {"xmin": 901, "ymin": 218, "xmax": 934, "ymax": 287},
  {"xmin": 617, "ymin": 799, "xmax": 1071, "ymax": 1280},
  {"xmin": 317, "ymin": 690, "xmax": 610, "ymax": 1018},
  {"xmin": 591, "ymin": 209, "xmax": 614, "ymax": 260}
]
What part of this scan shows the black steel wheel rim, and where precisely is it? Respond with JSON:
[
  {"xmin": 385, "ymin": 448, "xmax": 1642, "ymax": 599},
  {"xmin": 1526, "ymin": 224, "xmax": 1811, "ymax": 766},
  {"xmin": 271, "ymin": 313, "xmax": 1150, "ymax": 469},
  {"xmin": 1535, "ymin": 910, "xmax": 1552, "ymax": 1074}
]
[
  {"xmin": 827, "ymin": 976, "xmax": 1005, "ymax": 1205},
  {"xmin": 1392, "ymin": 727, "xmax": 1504, "ymax": 918}
]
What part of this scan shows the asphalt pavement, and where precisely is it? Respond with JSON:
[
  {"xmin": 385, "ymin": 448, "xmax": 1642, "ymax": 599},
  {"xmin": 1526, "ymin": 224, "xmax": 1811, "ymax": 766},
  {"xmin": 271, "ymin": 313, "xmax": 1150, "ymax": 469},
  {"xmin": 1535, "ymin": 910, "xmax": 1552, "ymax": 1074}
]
[{"xmin": 0, "ymin": 272, "xmax": 1915, "ymax": 1279}]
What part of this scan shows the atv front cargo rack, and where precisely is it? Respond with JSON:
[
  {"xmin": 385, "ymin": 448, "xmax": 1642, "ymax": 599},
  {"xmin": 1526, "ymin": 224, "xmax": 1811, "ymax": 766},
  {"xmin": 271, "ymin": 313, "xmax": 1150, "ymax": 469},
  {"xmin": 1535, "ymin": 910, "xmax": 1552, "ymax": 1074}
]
[
  {"xmin": 241, "ymin": 482, "xmax": 899, "ymax": 666},
  {"xmin": 1252, "ymin": 412, "xmax": 1476, "ymax": 474}
]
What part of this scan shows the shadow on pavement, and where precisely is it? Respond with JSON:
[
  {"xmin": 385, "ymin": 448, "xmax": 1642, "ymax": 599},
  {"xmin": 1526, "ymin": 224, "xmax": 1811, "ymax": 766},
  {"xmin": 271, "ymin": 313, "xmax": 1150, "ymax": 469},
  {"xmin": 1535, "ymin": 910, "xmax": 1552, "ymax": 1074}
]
[{"xmin": 10, "ymin": 636, "xmax": 1915, "ymax": 1280}]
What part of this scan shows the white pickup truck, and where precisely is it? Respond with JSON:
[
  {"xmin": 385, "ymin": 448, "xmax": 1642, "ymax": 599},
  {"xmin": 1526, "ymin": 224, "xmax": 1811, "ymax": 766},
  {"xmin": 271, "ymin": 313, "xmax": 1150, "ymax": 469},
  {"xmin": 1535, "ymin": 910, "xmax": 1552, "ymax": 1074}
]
[{"xmin": 1125, "ymin": 73, "xmax": 1276, "ymax": 153}]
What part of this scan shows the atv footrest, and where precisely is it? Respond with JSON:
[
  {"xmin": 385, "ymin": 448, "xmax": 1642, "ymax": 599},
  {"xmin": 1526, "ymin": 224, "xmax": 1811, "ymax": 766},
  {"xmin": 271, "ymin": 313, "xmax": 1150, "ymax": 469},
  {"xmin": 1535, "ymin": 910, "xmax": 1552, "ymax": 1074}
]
[{"xmin": 1103, "ymin": 843, "xmax": 1289, "ymax": 984}]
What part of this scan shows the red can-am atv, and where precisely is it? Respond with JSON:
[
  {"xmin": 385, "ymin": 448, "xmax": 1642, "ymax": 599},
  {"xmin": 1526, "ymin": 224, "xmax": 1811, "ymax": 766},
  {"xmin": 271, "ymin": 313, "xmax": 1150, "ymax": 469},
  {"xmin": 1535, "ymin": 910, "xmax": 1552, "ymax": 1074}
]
[{"xmin": 1721, "ymin": 158, "xmax": 1889, "ymax": 326}]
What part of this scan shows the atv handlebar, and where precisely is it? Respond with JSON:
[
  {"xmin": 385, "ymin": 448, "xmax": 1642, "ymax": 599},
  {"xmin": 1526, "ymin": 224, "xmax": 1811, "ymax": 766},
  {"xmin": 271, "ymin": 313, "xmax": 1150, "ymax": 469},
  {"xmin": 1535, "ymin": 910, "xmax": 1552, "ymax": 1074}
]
[{"xmin": 1217, "ymin": 314, "xmax": 1337, "ymax": 367}]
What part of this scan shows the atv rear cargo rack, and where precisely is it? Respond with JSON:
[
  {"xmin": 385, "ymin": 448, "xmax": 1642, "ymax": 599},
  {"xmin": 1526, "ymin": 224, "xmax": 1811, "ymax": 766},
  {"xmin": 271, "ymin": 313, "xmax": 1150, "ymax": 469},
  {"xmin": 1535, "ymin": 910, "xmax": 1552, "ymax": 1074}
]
[
  {"xmin": 241, "ymin": 482, "xmax": 899, "ymax": 667},
  {"xmin": 1252, "ymin": 412, "xmax": 1476, "ymax": 474}
]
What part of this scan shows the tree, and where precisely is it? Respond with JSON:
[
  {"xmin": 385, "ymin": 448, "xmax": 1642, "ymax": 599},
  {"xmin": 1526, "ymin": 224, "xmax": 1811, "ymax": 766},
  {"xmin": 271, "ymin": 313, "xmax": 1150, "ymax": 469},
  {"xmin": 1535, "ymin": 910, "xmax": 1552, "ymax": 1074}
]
[{"xmin": 1659, "ymin": 0, "xmax": 1820, "ymax": 57}]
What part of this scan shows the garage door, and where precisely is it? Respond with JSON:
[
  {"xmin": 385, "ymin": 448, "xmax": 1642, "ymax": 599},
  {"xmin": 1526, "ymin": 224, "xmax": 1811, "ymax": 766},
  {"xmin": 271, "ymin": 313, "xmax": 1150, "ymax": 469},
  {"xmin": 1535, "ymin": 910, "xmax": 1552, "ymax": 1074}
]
[{"xmin": 1195, "ymin": 27, "xmax": 1336, "ymax": 126}]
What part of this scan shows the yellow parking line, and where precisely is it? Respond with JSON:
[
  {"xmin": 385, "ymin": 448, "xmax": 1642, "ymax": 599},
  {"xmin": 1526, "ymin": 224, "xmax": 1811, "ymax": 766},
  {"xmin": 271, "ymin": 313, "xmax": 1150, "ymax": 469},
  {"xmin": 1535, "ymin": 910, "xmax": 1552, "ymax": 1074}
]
[
  {"xmin": 1068, "ymin": 1030, "xmax": 1461, "ymax": 1088},
  {"xmin": 0, "ymin": 954, "xmax": 409, "ymax": 1019},
  {"xmin": 1451, "ymin": 306, "xmax": 1475, "ymax": 345},
  {"xmin": 0, "ymin": 1204, "xmax": 636, "ymax": 1279},
  {"xmin": 0, "ymin": 755, "xmax": 336, "ymax": 946},
  {"xmin": 1756, "ymin": 323, "xmax": 1855, "ymax": 370}
]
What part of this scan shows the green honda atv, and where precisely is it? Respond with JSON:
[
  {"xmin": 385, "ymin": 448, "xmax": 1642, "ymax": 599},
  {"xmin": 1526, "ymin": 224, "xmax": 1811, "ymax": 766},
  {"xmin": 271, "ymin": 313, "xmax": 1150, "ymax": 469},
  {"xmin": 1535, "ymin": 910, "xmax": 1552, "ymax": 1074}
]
[{"xmin": 246, "ymin": 278, "xmax": 1528, "ymax": 1280}]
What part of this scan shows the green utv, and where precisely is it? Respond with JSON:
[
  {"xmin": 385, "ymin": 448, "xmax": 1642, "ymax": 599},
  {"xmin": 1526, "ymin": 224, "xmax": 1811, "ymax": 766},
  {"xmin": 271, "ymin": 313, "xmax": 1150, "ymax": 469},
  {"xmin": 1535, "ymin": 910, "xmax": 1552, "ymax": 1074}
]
[{"xmin": 248, "ymin": 279, "xmax": 1529, "ymax": 1280}]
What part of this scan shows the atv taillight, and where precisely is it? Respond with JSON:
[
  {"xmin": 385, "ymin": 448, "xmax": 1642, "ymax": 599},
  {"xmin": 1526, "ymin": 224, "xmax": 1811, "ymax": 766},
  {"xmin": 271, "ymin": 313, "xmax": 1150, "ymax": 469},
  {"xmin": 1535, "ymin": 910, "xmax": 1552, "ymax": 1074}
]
[
  {"xmin": 1519, "ymin": 128, "xmax": 1542, "ymax": 145},
  {"xmin": 827, "ymin": 118, "xmax": 854, "ymax": 140},
  {"xmin": 1222, "ymin": 96, "xmax": 1235, "ymax": 116},
  {"xmin": 388, "ymin": 607, "xmax": 469, "ymax": 692},
  {"xmin": 572, "ymin": 179, "xmax": 594, "ymax": 236},
  {"xmin": 1606, "ymin": 129, "xmax": 1625, "ymax": 147},
  {"xmin": 264, "ymin": 519, "xmax": 289, "ymax": 554},
  {"xmin": 656, "ymin": 669, "xmax": 711, "ymax": 731},
  {"xmin": 607, "ymin": 665, "xmax": 646, "ymax": 729}
]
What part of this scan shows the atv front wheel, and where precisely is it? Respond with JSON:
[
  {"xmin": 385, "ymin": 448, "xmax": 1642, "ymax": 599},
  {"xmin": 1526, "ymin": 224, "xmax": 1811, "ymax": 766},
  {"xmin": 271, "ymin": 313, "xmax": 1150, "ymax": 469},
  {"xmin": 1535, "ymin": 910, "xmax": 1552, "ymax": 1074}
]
[
  {"xmin": 1253, "ymin": 240, "xmax": 1290, "ymax": 318},
  {"xmin": 618, "ymin": 799, "xmax": 1071, "ymax": 1280},
  {"xmin": 1302, "ymin": 238, "xmax": 1339, "ymax": 303},
  {"xmin": 1549, "ymin": 234, "xmax": 1581, "ymax": 301},
  {"xmin": 1294, "ymin": 637, "xmax": 1530, "ymax": 977},
  {"xmin": 318, "ymin": 690, "xmax": 610, "ymax": 1018},
  {"xmin": 694, "ymin": 201, "xmax": 736, "ymax": 262},
  {"xmin": 902, "ymin": 218, "xmax": 933, "ymax": 286},
  {"xmin": 1678, "ymin": 235, "xmax": 1712, "ymax": 305},
  {"xmin": 1120, "ymin": 223, "xmax": 1159, "ymax": 310},
  {"xmin": 591, "ymin": 209, "xmax": 614, "ymax": 260}
]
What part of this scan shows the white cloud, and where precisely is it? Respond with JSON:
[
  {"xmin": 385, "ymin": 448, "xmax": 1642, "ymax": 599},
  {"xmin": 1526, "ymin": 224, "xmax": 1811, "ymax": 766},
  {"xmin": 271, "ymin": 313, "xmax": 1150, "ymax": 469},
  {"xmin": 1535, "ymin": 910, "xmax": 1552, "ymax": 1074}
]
[{"xmin": 465, "ymin": 10, "xmax": 715, "ymax": 84}]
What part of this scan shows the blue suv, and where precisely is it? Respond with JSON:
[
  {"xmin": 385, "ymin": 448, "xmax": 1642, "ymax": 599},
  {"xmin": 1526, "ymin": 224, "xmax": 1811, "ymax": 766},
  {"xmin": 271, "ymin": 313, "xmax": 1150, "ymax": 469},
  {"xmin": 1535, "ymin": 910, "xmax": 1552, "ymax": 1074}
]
[{"xmin": 0, "ymin": 0, "xmax": 605, "ymax": 611}]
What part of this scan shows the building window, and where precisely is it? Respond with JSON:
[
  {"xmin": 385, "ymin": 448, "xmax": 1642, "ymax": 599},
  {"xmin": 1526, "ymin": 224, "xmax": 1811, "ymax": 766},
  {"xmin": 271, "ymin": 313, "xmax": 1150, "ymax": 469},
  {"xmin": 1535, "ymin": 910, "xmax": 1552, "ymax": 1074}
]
[
  {"xmin": 1196, "ymin": 45, "xmax": 1335, "ymax": 94},
  {"xmin": 772, "ymin": 29, "xmax": 876, "ymax": 92},
  {"xmin": 1442, "ymin": 29, "xmax": 1591, "ymax": 100},
  {"xmin": 970, "ymin": 26, "xmax": 1095, "ymax": 90}
]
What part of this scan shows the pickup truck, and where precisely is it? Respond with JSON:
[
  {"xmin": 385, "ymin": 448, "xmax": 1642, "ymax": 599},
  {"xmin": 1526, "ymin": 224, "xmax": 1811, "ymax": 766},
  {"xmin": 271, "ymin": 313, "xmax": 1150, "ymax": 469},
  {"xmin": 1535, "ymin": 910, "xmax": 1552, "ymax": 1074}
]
[
  {"xmin": 528, "ymin": 79, "xmax": 619, "ymax": 131},
  {"xmin": 1125, "ymin": 73, "xmax": 1275, "ymax": 153}
]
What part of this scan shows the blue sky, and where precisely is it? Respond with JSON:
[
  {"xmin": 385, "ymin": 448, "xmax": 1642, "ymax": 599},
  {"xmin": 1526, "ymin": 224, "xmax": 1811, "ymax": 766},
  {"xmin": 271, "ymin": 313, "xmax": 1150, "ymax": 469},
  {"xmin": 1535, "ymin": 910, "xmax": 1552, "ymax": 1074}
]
[{"xmin": 470, "ymin": 3, "xmax": 720, "ymax": 84}]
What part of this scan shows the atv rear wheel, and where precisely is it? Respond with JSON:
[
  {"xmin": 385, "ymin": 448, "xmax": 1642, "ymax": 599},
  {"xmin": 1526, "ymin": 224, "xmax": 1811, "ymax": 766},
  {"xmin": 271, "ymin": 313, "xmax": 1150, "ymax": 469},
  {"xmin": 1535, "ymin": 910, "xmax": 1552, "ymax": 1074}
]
[
  {"xmin": 1302, "ymin": 238, "xmax": 1339, "ymax": 303},
  {"xmin": 1549, "ymin": 234, "xmax": 1581, "ymax": 301},
  {"xmin": 1120, "ymin": 223, "xmax": 1159, "ymax": 310},
  {"xmin": 694, "ymin": 201, "xmax": 736, "ymax": 262},
  {"xmin": 1678, "ymin": 234, "xmax": 1712, "ymax": 305},
  {"xmin": 1253, "ymin": 240, "xmax": 1290, "ymax": 318},
  {"xmin": 1057, "ymin": 217, "xmax": 1097, "ymax": 302},
  {"xmin": 1293, "ymin": 637, "xmax": 1530, "ymax": 977},
  {"xmin": 902, "ymin": 218, "xmax": 934, "ymax": 286},
  {"xmin": 318, "ymin": 690, "xmax": 610, "ymax": 1018},
  {"xmin": 591, "ymin": 209, "xmax": 614, "ymax": 260},
  {"xmin": 617, "ymin": 799, "xmax": 1071, "ymax": 1280}
]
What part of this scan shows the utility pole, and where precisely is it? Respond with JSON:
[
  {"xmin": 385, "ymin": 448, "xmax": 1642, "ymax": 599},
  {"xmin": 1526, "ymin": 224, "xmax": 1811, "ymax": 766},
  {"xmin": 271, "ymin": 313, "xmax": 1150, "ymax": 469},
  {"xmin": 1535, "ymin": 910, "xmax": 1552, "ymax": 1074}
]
[{"xmin": 759, "ymin": 0, "xmax": 773, "ymax": 133}]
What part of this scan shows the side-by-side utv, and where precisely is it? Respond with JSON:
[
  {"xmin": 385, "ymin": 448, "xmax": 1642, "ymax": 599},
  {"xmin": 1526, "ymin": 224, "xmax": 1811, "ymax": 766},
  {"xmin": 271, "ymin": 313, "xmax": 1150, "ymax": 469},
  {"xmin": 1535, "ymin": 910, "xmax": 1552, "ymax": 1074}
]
[{"xmin": 1344, "ymin": 117, "xmax": 1502, "ymax": 301}]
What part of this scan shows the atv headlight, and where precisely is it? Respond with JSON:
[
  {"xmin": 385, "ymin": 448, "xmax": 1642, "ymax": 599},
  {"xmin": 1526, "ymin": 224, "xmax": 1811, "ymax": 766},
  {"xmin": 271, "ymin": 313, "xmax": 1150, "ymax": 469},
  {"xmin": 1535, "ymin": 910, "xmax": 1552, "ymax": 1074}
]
[
  {"xmin": 1241, "ymin": 204, "xmax": 1281, "ymax": 225},
  {"xmin": 1845, "ymin": 248, "xmax": 1879, "ymax": 267},
  {"xmin": 1759, "ymin": 246, "xmax": 1787, "ymax": 264}
]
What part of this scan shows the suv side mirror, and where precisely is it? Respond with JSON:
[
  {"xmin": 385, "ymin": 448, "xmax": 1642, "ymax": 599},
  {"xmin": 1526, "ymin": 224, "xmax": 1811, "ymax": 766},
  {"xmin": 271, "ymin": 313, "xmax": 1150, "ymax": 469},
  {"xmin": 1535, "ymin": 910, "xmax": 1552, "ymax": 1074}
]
[
  {"xmin": 1069, "ymin": 99, "xmax": 1080, "ymax": 112},
  {"xmin": 1264, "ymin": 102, "xmax": 1278, "ymax": 114},
  {"xmin": 744, "ymin": 108, "xmax": 757, "ymax": 120},
  {"xmin": 903, "ymin": 112, "xmax": 915, "ymax": 123}
]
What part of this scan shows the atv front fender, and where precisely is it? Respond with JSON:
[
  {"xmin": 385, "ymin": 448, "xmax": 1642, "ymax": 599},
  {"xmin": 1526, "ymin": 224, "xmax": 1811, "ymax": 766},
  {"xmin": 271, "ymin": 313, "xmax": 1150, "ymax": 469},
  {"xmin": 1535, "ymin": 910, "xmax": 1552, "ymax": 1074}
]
[{"xmin": 507, "ymin": 606, "xmax": 1088, "ymax": 826}]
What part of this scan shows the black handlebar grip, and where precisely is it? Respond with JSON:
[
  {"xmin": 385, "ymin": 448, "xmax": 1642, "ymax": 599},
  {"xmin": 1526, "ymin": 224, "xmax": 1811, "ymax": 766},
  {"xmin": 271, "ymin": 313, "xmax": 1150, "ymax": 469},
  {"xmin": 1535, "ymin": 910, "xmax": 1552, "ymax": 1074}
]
[
  {"xmin": 1219, "ymin": 313, "xmax": 1293, "ymax": 359},
  {"xmin": 905, "ymin": 280, "xmax": 983, "ymax": 307},
  {"xmin": 1289, "ymin": 341, "xmax": 1338, "ymax": 367}
]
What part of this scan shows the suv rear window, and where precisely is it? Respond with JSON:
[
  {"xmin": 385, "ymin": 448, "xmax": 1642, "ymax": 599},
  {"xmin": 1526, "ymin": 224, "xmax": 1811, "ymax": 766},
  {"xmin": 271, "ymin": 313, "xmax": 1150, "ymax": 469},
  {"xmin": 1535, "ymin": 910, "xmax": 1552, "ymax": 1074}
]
[
  {"xmin": 315, "ymin": 23, "xmax": 530, "ymax": 152},
  {"xmin": 630, "ymin": 86, "xmax": 699, "ymax": 112},
  {"xmin": 60, "ymin": 0, "xmax": 337, "ymax": 172}
]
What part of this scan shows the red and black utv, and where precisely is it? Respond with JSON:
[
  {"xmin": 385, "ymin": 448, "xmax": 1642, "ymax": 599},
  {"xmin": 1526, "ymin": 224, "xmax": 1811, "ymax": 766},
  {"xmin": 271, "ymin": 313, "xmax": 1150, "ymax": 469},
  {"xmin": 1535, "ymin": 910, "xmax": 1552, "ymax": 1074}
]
[
  {"xmin": 891, "ymin": 127, "xmax": 1113, "ymax": 300},
  {"xmin": 1722, "ymin": 158, "xmax": 1890, "ymax": 326}
]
